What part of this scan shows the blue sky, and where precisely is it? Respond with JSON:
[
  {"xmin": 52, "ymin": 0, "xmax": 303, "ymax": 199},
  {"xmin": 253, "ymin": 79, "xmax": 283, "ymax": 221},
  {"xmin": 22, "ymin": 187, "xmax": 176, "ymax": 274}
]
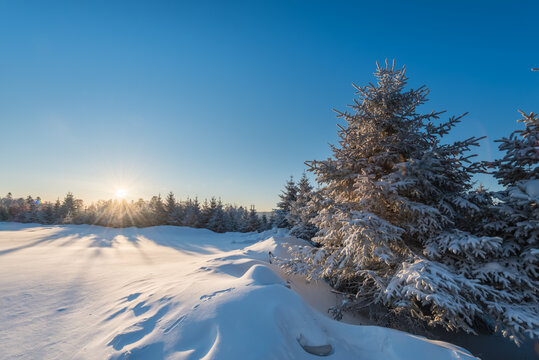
[{"xmin": 0, "ymin": 0, "xmax": 538, "ymax": 210}]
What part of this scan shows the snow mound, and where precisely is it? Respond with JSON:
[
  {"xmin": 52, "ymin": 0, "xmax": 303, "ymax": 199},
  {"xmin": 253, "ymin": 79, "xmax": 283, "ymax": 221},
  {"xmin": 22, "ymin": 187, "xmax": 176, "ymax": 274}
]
[
  {"xmin": 241, "ymin": 264, "xmax": 287, "ymax": 286},
  {"xmin": 0, "ymin": 223, "xmax": 478, "ymax": 359}
]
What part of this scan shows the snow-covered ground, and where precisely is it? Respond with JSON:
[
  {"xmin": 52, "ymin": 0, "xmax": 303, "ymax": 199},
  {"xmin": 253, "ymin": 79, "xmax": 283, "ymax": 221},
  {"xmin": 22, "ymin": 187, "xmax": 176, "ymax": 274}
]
[{"xmin": 0, "ymin": 223, "xmax": 484, "ymax": 359}]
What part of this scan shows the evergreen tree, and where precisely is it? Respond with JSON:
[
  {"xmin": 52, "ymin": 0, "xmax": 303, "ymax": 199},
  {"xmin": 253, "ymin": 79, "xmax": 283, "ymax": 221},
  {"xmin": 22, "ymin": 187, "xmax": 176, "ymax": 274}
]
[
  {"xmin": 245, "ymin": 205, "xmax": 261, "ymax": 232},
  {"xmin": 207, "ymin": 199, "xmax": 227, "ymax": 233},
  {"xmin": 24, "ymin": 195, "xmax": 37, "ymax": 223},
  {"xmin": 136, "ymin": 198, "xmax": 154, "ymax": 227},
  {"xmin": 165, "ymin": 192, "xmax": 183, "ymax": 225},
  {"xmin": 183, "ymin": 198, "xmax": 201, "ymax": 228},
  {"xmin": 0, "ymin": 195, "xmax": 8, "ymax": 220},
  {"xmin": 53, "ymin": 199, "xmax": 61, "ymax": 224},
  {"xmin": 288, "ymin": 173, "xmax": 318, "ymax": 240},
  {"xmin": 149, "ymin": 194, "xmax": 167, "ymax": 225},
  {"xmin": 200, "ymin": 197, "xmax": 218, "ymax": 228},
  {"xmin": 165, "ymin": 192, "xmax": 176, "ymax": 220},
  {"xmin": 0, "ymin": 206, "xmax": 8, "ymax": 221},
  {"xmin": 229, "ymin": 206, "xmax": 248, "ymax": 232},
  {"xmin": 222, "ymin": 205, "xmax": 237, "ymax": 232},
  {"xmin": 268, "ymin": 212, "xmax": 276, "ymax": 229},
  {"xmin": 61, "ymin": 193, "xmax": 82, "ymax": 223},
  {"xmin": 240, "ymin": 206, "xmax": 250, "ymax": 232},
  {"xmin": 9, "ymin": 198, "xmax": 23, "ymax": 222},
  {"xmin": 478, "ymin": 110, "xmax": 539, "ymax": 342},
  {"xmin": 277, "ymin": 62, "xmax": 534, "ymax": 343},
  {"xmin": 0, "ymin": 194, "xmax": 11, "ymax": 221},
  {"xmin": 260, "ymin": 214, "xmax": 270, "ymax": 231},
  {"xmin": 274, "ymin": 176, "xmax": 298, "ymax": 228},
  {"xmin": 62, "ymin": 193, "xmax": 75, "ymax": 216}
]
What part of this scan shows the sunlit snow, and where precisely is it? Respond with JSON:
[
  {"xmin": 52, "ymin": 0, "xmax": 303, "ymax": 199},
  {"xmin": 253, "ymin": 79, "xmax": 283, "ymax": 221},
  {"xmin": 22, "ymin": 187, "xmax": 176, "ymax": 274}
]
[{"xmin": 0, "ymin": 223, "xmax": 477, "ymax": 359}]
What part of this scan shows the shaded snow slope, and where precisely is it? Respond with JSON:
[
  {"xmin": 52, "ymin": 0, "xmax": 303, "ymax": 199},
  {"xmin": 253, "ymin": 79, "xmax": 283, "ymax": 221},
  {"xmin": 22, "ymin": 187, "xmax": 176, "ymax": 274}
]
[{"xmin": 0, "ymin": 223, "xmax": 477, "ymax": 359}]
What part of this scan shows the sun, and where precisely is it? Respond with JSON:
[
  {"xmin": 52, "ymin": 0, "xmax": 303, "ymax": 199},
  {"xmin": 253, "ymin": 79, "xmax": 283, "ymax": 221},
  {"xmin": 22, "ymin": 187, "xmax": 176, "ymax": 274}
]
[{"xmin": 115, "ymin": 189, "xmax": 127, "ymax": 199}]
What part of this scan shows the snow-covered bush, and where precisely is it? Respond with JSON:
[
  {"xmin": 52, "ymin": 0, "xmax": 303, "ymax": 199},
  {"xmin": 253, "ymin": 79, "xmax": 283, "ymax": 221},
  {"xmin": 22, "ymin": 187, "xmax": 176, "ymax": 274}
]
[{"xmin": 277, "ymin": 61, "xmax": 538, "ymax": 344}]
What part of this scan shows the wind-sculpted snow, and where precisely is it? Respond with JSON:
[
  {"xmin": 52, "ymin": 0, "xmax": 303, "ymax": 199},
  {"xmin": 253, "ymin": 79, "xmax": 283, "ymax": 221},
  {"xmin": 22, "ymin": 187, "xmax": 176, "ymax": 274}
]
[{"xmin": 0, "ymin": 223, "xmax": 477, "ymax": 359}]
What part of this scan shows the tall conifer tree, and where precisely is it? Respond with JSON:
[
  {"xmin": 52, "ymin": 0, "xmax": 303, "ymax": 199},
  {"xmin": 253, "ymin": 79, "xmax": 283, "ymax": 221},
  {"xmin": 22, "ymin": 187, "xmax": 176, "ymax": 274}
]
[
  {"xmin": 274, "ymin": 176, "xmax": 298, "ymax": 228},
  {"xmin": 288, "ymin": 173, "xmax": 318, "ymax": 240},
  {"xmin": 278, "ymin": 62, "xmax": 536, "ymax": 343}
]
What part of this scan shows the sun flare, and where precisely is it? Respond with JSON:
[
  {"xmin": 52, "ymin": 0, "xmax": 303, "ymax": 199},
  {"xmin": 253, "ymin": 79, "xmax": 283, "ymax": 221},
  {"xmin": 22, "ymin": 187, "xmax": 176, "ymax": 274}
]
[{"xmin": 115, "ymin": 189, "xmax": 127, "ymax": 199}]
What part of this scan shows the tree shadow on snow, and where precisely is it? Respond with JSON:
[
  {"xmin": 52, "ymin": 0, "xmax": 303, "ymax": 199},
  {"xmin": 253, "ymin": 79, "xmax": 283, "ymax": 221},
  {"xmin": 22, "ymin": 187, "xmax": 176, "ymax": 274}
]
[{"xmin": 0, "ymin": 223, "xmax": 256, "ymax": 256}]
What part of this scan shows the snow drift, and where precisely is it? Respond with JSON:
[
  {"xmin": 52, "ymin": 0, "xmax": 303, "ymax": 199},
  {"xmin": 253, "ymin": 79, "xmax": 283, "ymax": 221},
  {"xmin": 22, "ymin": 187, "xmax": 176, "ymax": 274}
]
[{"xmin": 0, "ymin": 223, "xmax": 477, "ymax": 359}]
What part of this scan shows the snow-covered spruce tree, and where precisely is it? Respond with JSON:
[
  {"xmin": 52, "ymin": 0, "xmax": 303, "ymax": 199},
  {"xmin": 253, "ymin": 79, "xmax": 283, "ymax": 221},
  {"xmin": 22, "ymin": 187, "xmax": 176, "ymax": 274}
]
[
  {"xmin": 477, "ymin": 111, "xmax": 539, "ymax": 342},
  {"xmin": 200, "ymin": 198, "xmax": 216, "ymax": 228},
  {"xmin": 42, "ymin": 203, "xmax": 55, "ymax": 224},
  {"xmin": 165, "ymin": 192, "xmax": 186, "ymax": 226},
  {"xmin": 245, "ymin": 205, "xmax": 261, "ymax": 232},
  {"xmin": 23, "ymin": 195, "xmax": 38, "ymax": 223},
  {"xmin": 273, "ymin": 176, "xmax": 298, "ymax": 228},
  {"xmin": 260, "ymin": 214, "xmax": 269, "ymax": 230},
  {"xmin": 222, "ymin": 205, "xmax": 240, "ymax": 232},
  {"xmin": 240, "ymin": 206, "xmax": 251, "ymax": 232},
  {"xmin": 183, "ymin": 198, "xmax": 201, "ymax": 228},
  {"xmin": 207, "ymin": 199, "xmax": 228, "ymax": 233},
  {"xmin": 287, "ymin": 173, "xmax": 318, "ymax": 240},
  {"xmin": 278, "ymin": 61, "xmax": 537, "ymax": 343},
  {"xmin": 62, "ymin": 193, "xmax": 83, "ymax": 224},
  {"xmin": 53, "ymin": 199, "xmax": 62, "ymax": 223},
  {"xmin": 165, "ymin": 192, "xmax": 178, "ymax": 225}
]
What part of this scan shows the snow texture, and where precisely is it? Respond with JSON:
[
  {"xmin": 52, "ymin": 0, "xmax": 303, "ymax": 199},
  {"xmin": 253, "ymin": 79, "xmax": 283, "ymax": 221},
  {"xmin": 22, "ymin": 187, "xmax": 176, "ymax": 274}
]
[{"xmin": 0, "ymin": 223, "xmax": 477, "ymax": 360}]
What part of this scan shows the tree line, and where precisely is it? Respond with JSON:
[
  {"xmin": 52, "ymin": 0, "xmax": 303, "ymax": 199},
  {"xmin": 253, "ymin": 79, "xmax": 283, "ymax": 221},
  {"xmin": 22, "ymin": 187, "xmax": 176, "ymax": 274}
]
[{"xmin": 0, "ymin": 192, "xmax": 272, "ymax": 233}]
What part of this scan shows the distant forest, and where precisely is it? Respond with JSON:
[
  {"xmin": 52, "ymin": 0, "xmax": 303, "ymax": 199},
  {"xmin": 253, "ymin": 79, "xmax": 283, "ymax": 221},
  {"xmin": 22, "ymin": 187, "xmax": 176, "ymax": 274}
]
[
  {"xmin": 0, "ymin": 192, "xmax": 271, "ymax": 233},
  {"xmin": 0, "ymin": 174, "xmax": 316, "ymax": 235}
]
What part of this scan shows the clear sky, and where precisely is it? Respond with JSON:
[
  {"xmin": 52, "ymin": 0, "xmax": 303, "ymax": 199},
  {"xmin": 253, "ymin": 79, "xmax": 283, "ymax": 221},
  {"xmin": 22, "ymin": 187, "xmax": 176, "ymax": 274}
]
[{"xmin": 0, "ymin": 0, "xmax": 538, "ymax": 210}]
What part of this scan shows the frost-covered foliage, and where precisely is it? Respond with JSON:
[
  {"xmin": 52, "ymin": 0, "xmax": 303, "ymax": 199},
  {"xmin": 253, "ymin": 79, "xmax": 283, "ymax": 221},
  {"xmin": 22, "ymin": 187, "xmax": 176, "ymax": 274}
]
[
  {"xmin": 287, "ymin": 173, "xmax": 319, "ymax": 240},
  {"xmin": 475, "ymin": 111, "xmax": 539, "ymax": 342},
  {"xmin": 493, "ymin": 111, "xmax": 538, "ymax": 186},
  {"xmin": 272, "ymin": 173, "xmax": 318, "ymax": 239},
  {"xmin": 277, "ymin": 61, "xmax": 537, "ymax": 344}
]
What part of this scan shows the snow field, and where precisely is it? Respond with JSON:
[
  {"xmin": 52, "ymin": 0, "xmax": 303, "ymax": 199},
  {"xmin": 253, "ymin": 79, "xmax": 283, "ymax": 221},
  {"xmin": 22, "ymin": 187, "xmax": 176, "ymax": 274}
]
[{"xmin": 0, "ymin": 223, "xmax": 477, "ymax": 359}]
